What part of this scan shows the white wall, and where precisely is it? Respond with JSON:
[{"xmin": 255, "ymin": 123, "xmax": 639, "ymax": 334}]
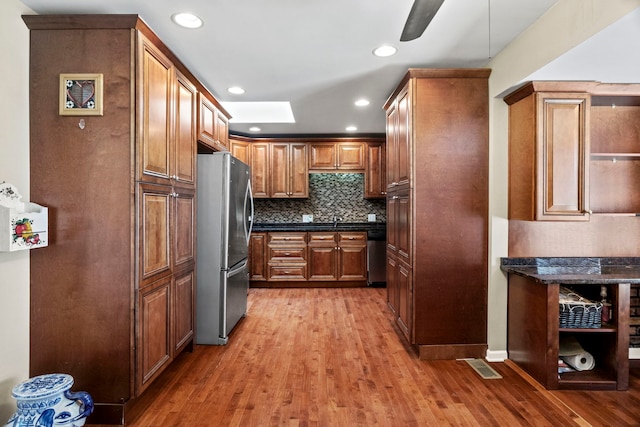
[
  {"xmin": 0, "ymin": 0, "xmax": 34, "ymax": 421},
  {"xmin": 485, "ymin": 0, "xmax": 640, "ymax": 361}
]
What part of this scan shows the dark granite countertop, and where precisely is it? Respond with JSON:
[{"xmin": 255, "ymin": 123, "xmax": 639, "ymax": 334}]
[
  {"xmin": 252, "ymin": 222, "xmax": 386, "ymax": 232},
  {"xmin": 501, "ymin": 257, "xmax": 640, "ymax": 284}
]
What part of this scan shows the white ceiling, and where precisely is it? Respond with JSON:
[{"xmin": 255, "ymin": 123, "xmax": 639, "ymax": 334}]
[{"xmin": 20, "ymin": 0, "xmax": 565, "ymax": 136}]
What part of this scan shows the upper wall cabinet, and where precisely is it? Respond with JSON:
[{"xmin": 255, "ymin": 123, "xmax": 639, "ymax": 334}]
[
  {"xmin": 505, "ymin": 85, "xmax": 590, "ymax": 221},
  {"xmin": 504, "ymin": 81, "xmax": 640, "ymax": 221},
  {"xmin": 364, "ymin": 142, "xmax": 386, "ymax": 199},
  {"xmin": 198, "ymin": 93, "xmax": 230, "ymax": 152},
  {"xmin": 308, "ymin": 141, "xmax": 365, "ymax": 171},
  {"xmin": 230, "ymin": 136, "xmax": 385, "ymax": 199},
  {"xmin": 589, "ymin": 94, "xmax": 640, "ymax": 215}
]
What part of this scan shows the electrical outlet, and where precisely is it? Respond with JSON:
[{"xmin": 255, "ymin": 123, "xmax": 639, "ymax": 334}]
[
  {"xmin": 367, "ymin": 214, "xmax": 376, "ymax": 222},
  {"xmin": 302, "ymin": 214, "xmax": 313, "ymax": 223}
]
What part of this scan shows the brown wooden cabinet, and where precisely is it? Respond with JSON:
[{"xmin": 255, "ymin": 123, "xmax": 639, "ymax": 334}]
[
  {"xmin": 251, "ymin": 231, "xmax": 367, "ymax": 287},
  {"xmin": 383, "ymin": 69, "xmax": 490, "ymax": 360},
  {"xmin": 250, "ymin": 142, "xmax": 270, "ymax": 198},
  {"xmin": 24, "ymin": 15, "xmax": 205, "ymax": 424},
  {"xmin": 308, "ymin": 232, "xmax": 338, "ymax": 281},
  {"xmin": 364, "ymin": 142, "xmax": 386, "ymax": 199},
  {"xmin": 506, "ymin": 274, "xmax": 629, "ymax": 390},
  {"xmin": 249, "ymin": 232, "xmax": 267, "ymax": 281},
  {"xmin": 308, "ymin": 141, "xmax": 365, "ymax": 171},
  {"xmin": 270, "ymin": 143, "xmax": 309, "ymax": 198},
  {"xmin": 505, "ymin": 84, "xmax": 590, "ymax": 221},
  {"xmin": 505, "ymin": 81, "xmax": 640, "ymax": 221},
  {"xmin": 308, "ymin": 232, "xmax": 367, "ymax": 281},
  {"xmin": 386, "ymin": 88, "xmax": 411, "ymax": 191},
  {"xmin": 336, "ymin": 232, "xmax": 367, "ymax": 281},
  {"xmin": 267, "ymin": 232, "xmax": 308, "ymax": 280},
  {"xmin": 241, "ymin": 140, "xmax": 309, "ymax": 199},
  {"xmin": 230, "ymin": 137, "xmax": 251, "ymax": 165},
  {"xmin": 197, "ymin": 92, "xmax": 230, "ymax": 152}
]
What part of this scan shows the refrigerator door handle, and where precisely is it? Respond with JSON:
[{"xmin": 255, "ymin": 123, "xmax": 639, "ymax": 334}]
[
  {"xmin": 228, "ymin": 259, "xmax": 248, "ymax": 278},
  {"xmin": 244, "ymin": 178, "xmax": 254, "ymax": 245}
]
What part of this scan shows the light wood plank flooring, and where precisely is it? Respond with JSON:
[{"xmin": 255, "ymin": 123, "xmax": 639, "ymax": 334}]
[{"xmin": 110, "ymin": 288, "xmax": 640, "ymax": 426}]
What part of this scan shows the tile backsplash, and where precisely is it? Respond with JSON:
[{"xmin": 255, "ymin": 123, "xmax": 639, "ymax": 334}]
[{"xmin": 253, "ymin": 173, "xmax": 386, "ymax": 223}]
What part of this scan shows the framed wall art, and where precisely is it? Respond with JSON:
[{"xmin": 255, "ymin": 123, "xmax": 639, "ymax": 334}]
[{"xmin": 59, "ymin": 73, "xmax": 104, "ymax": 116}]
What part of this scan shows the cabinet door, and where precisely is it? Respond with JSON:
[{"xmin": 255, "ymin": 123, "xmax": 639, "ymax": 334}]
[
  {"xmin": 337, "ymin": 232, "xmax": 367, "ymax": 281},
  {"xmin": 396, "ymin": 89, "xmax": 411, "ymax": 187},
  {"xmin": 139, "ymin": 183, "xmax": 171, "ymax": 285},
  {"xmin": 397, "ymin": 260, "xmax": 412, "ymax": 342},
  {"xmin": 386, "ymin": 103, "xmax": 399, "ymax": 189},
  {"xmin": 173, "ymin": 268, "xmax": 194, "ymax": 353},
  {"xmin": 535, "ymin": 93, "xmax": 590, "ymax": 220},
  {"xmin": 386, "ymin": 253, "xmax": 399, "ymax": 315},
  {"xmin": 138, "ymin": 35, "xmax": 172, "ymax": 183},
  {"xmin": 289, "ymin": 143, "xmax": 309, "ymax": 198},
  {"xmin": 337, "ymin": 142, "xmax": 365, "ymax": 170},
  {"xmin": 270, "ymin": 143, "xmax": 290, "ymax": 198},
  {"xmin": 309, "ymin": 143, "xmax": 336, "ymax": 170},
  {"xmin": 386, "ymin": 193, "xmax": 398, "ymax": 255},
  {"xmin": 138, "ymin": 276, "xmax": 172, "ymax": 394},
  {"xmin": 251, "ymin": 143, "xmax": 269, "ymax": 198},
  {"xmin": 215, "ymin": 113, "xmax": 229, "ymax": 150},
  {"xmin": 396, "ymin": 190, "xmax": 412, "ymax": 265},
  {"xmin": 308, "ymin": 232, "xmax": 338, "ymax": 281},
  {"xmin": 365, "ymin": 142, "xmax": 386, "ymax": 199},
  {"xmin": 197, "ymin": 93, "xmax": 216, "ymax": 148},
  {"xmin": 230, "ymin": 139, "xmax": 251, "ymax": 165},
  {"xmin": 174, "ymin": 71, "xmax": 197, "ymax": 185},
  {"xmin": 172, "ymin": 186, "xmax": 195, "ymax": 270},
  {"xmin": 249, "ymin": 232, "xmax": 267, "ymax": 281}
]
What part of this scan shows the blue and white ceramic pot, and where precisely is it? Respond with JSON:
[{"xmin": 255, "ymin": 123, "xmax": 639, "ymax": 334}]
[{"xmin": 4, "ymin": 374, "xmax": 93, "ymax": 427}]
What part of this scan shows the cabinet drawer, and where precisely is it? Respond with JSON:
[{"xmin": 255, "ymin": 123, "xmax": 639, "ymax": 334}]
[
  {"xmin": 308, "ymin": 232, "xmax": 337, "ymax": 244},
  {"xmin": 338, "ymin": 232, "xmax": 366, "ymax": 245},
  {"xmin": 268, "ymin": 246, "xmax": 306, "ymax": 262},
  {"xmin": 268, "ymin": 232, "xmax": 307, "ymax": 245},
  {"xmin": 268, "ymin": 264, "xmax": 307, "ymax": 280}
]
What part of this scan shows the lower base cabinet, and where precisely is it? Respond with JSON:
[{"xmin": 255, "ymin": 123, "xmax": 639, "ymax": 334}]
[
  {"xmin": 507, "ymin": 274, "xmax": 630, "ymax": 390},
  {"xmin": 250, "ymin": 230, "xmax": 367, "ymax": 286}
]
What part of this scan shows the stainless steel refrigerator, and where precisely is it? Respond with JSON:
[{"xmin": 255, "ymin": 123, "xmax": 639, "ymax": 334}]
[{"xmin": 196, "ymin": 152, "xmax": 253, "ymax": 344}]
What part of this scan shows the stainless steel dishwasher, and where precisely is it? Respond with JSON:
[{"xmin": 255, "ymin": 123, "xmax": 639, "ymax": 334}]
[{"xmin": 366, "ymin": 227, "xmax": 386, "ymax": 286}]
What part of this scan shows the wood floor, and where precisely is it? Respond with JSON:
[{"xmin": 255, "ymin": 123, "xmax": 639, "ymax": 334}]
[{"xmin": 107, "ymin": 288, "xmax": 640, "ymax": 426}]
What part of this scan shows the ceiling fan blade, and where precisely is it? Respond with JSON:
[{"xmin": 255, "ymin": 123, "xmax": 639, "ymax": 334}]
[{"xmin": 400, "ymin": 0, "xmax": 445, "ymax": 42}]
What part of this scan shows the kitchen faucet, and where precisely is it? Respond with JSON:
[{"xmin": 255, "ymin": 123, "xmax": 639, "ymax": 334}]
[{"xmin": 332, "ymin": 214, "xmax": 343, "ymax": 227}]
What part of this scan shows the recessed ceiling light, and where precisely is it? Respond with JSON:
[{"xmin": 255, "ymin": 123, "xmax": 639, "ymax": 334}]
[
  {"xmin": 346, "ymin": 126, "xmax": 358, "ymax": 132},
  {"xmin": 228, "ymin": 86, "xmax": 245, "ymax": 95},
  {"xmin": 355, "ymin": 99, "xmax": 370, "ymax": 107},
  {"xmin": 373, "ymin": 45, "xmax": 397, "ymax": 57},
  {"xmin": 249, "ymin": 127, "xmax": 261, "ymax": 132},
  {"xmin": 172, "ymin": 13, "xmax": 203, "ymax": 29}
]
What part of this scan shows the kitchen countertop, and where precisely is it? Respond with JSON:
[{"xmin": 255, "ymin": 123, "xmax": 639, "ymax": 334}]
[
  {"xmin": 500, "ymin": 257, "xmax": 640, "ymax": 284},
  {"xmin": 252, "ymin": 222, "xmax": 386, "ymax": 232}
]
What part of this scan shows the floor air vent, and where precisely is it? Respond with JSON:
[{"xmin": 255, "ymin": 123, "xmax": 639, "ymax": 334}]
[{"xmin": 464, "ymin": 359, "xmax": 503, "ymax": 380}]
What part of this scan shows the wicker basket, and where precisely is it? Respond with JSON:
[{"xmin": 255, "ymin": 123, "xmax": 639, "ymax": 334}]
[{"xmin": 559, "ymin": 287, "xmax": 603, "ymax": 329}]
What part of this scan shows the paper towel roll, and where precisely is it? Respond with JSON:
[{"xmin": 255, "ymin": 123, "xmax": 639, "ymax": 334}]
[
  {"xmin": 561, "ymin": 353, "xmax": 595, "ymax": 371},
  {"xmin": 559, "ymin": 335, "xmax": 595, "ymax": 371}
]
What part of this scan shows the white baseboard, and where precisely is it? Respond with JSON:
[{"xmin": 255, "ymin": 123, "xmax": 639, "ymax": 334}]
[
  {"xmin": 485, "ymin": 350, "xmax": 508, "ymax": 362},
  {"xmin": 630, "ymin": 348, "xmax": 640, "ymax": 359}
]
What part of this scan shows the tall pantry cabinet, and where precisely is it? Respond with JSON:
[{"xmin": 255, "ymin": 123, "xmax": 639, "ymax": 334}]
[
  {"xmin": 384, "ymin": 69, "xmax": 490, "ymax": 359},
  {"xmin": 22, "ymin": 15, "xmax": 226, "ymax": 424}
]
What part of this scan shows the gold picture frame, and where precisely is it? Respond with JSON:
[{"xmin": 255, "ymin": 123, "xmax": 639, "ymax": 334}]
[{"xmin": 59, "ymin": 73, "xmax": 104, "ymax": 116}]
